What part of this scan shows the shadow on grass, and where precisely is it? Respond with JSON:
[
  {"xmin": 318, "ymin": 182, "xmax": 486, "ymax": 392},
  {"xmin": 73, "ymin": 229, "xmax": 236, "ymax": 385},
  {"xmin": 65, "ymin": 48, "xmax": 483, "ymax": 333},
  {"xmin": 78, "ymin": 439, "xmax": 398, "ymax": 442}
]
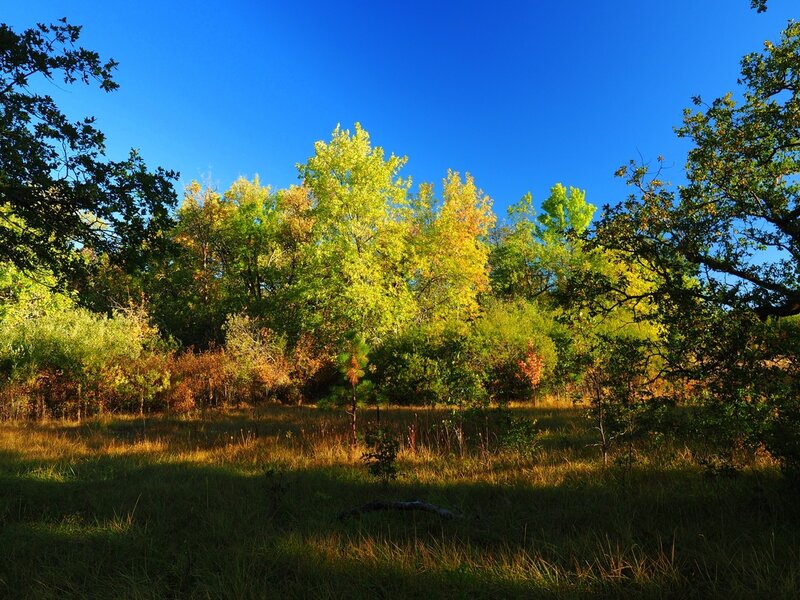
[{"xmin": 0, "ymin": 413, "xmax": 797, "ymax": 599}]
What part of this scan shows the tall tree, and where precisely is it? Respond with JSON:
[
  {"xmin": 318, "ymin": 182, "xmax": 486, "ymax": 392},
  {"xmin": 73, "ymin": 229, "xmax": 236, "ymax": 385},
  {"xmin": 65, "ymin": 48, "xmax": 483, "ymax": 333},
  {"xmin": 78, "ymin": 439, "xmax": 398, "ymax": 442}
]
[
  {"xmin": 600, "ymin": 22, "xmax": 800, "ymax": 320},
  {"xmin": 297, "ymin": 124, "xmax": 415, "ymax": 344},
  {"xmin": 0, "ymin": 19, "xmax": 176, "ymax": 282},
  {"xmin": 596, "ymin": 19, "xmax": 800, "ymax": 474},
  {"xmin": 411, "ymin": 171, "xmax": 495, "ymax": 328}
]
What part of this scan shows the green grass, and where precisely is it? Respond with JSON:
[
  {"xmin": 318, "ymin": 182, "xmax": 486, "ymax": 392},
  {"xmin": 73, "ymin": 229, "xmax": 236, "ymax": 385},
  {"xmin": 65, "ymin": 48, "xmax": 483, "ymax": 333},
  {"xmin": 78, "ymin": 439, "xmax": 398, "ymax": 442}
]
[{"xmin": 0, "ymin": 405, "xmax": 797, "ymax": 599}]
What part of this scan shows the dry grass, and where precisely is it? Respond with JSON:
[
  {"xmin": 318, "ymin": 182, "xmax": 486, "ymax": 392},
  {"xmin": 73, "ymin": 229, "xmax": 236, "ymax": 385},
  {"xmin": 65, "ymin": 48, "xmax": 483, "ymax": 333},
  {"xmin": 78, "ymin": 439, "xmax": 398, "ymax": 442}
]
[{"xmin": 0, "ymin": 404, "xmax": 796, "ymax": 598}]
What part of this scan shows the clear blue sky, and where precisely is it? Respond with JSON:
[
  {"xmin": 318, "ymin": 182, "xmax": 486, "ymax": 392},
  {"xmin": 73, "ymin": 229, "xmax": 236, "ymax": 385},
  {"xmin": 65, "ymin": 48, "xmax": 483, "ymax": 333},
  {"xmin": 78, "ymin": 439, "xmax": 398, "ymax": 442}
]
[{"xmin": 5, "ymin": 1, "xmax": 798, "ymax": 219}]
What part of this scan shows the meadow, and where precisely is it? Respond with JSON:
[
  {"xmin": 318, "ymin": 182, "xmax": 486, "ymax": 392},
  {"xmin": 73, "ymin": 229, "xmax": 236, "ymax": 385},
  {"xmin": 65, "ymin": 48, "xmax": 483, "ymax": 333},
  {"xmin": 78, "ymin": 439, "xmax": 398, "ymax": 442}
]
[{"xmin": 0, "ymin": 403, "xmax": 797, "ymax": 599}]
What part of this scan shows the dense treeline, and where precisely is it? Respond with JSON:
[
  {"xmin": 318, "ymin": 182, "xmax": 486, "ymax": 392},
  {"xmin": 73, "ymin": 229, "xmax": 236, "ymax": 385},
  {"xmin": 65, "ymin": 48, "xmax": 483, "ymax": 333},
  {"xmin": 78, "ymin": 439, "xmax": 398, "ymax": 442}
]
[
  {"xmin": 2, "ymin": 15, "xmax": 800, "ymax": 476},
  {"xmin": 0, "ymin": 146, "xmax": 604, "ymax": 410},
  {"xmin": 0, "ymin": 119, "xmax": 652, "ymax": 420}
]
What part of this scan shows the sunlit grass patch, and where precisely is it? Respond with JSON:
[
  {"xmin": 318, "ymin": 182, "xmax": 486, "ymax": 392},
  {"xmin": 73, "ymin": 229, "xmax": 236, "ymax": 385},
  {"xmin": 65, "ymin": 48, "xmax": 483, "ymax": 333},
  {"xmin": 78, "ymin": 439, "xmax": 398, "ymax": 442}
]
[{"xmin": 0, "ymin": 405, "xmax": 796, "ymax": 599}]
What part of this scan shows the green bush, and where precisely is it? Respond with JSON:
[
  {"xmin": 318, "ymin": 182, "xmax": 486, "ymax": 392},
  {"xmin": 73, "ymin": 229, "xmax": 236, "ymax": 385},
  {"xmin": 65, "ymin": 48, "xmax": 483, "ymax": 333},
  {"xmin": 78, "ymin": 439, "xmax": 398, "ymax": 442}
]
[
  {"xmin": 0, "ymin": 300, "xmax": 168, "ymax": 419},
  {"xmin": 361, "ymin": 427, "xmax": 400, "ymax": 482},
  {"xmin": 468, "ymin": 299, "xmax": 558, "ymax": 402},
  {"xmin": 372, "ymin": 324, "xmax": 486, "ymax": 407},
  {"xmin": 373, "ymin": 300, "xmax": 558, "ymax": 407}
]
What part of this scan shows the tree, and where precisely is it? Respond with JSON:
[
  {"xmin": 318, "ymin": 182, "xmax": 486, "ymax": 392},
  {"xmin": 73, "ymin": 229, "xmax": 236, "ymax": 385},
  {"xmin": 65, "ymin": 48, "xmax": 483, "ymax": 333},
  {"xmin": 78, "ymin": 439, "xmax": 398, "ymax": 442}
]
[
  {"xmin": 601, "ymin": 22, "xmax": 800, "ymax": 320},
  {"xmin": 596, "ymin": 20, "xmax": 800, "ymax": 474},
  {"xmin": 297, "ymin": 124, "xmax": 415, "ymax": 345},
  {"xmin": 337, "ymin": 331, "xmax": 370, "ymax": 449},
  {"xmin": 169, "ymin": 182, "xmax": 231, "ymax": 344},
  {"xmin": 411, "ymin": 171, "xmax": 495, "ymax": 329},
  {"xmin": 0, "ymin": 19, "xmax": 176, "ymax": 281},
  {"xmin": 490, "ymin": 183, "xmax": 596, "ymax": 303},
  {"xmin": 144, "ymin": 178, "xmax": 313, "ymax": 348}
]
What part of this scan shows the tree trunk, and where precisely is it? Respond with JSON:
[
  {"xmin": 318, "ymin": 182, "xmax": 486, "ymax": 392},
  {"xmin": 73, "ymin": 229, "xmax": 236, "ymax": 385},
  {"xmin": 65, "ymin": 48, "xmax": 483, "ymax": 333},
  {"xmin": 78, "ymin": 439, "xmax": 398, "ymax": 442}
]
[{"xmin": 351, "ymin": 383, "xmax": 358, "ymax": 449}]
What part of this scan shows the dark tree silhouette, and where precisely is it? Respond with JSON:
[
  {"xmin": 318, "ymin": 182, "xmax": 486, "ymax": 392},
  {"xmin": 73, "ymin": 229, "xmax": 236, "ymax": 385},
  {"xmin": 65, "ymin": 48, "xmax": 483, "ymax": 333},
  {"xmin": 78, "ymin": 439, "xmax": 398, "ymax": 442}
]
[{"xmin": 0, "ymin": 18, "xmax": 176, "ymax": 281}]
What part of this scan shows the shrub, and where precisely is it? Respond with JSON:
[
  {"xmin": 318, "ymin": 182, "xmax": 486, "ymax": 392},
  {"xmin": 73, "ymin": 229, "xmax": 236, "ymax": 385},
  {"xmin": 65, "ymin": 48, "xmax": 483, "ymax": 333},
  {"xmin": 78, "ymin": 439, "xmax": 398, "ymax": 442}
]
[
  {"xmin": 0, "ymin": 298, "xmax": 169, "ymax": 419},
  {"xmin": 165, "ymin": 349, "xmax": 236, "ymax": 412},
  {"xmin": 372, "ymin": 324, "xmax": 487, "ymax": 408},
  {"xmin": 583, "ymin": 334, "xmax": 655, "ymax": 467},
  {"xmin": 497, "ymin": 411, "xmax": 540, "ymax": 457},
  {"xmin": 467, "ymin": 300, "xmax": 558, "ymax": 403},
  {"xmin": 361, "ymin": 427, "xmax": 400, "ymax": 482},
  {"xmin": 373, "ymin": 300, "xmax": 558, "ymax": 408},
  {"xmin": 224, "ymin": 314, "xmax": 291, "ymax": 402}
]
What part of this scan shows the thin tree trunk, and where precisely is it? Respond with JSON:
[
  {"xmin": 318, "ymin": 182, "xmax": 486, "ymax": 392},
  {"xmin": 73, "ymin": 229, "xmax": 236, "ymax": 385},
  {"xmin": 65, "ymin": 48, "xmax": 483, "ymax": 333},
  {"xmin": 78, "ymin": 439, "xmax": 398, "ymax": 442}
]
[{"xmin": 351, "ymin": 384, "xmax": 358, "ymax": 449}]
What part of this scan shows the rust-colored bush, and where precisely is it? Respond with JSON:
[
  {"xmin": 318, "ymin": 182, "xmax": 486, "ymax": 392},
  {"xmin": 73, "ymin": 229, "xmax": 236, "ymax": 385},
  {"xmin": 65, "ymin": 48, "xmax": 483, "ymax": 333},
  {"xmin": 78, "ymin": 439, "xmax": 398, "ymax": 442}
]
[
  {"xmin": 517, "ymin": 341, "xmax": 545, "ymax": 390},
  {"xmin": 0, "ymin": 380, "xmax": 35, "ymax": 420},
  {"xmin": 284, "ymin": 332, "xmax": 333, "ymax": 404},
  {"xmin": 165, "ymin": 349, "xmax": 237, "ymax": 411}
]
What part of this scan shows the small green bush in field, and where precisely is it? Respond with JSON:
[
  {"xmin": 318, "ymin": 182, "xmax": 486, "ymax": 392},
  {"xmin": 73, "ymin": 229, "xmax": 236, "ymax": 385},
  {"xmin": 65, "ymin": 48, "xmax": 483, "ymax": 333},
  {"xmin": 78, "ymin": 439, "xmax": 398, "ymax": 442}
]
[
  {"xmin": 497, "ymin": 410, "xmax": 540, "ymax": 456},
  {"xmin": 361, "ymin": 427, "xmax": 400, "ymax": 482}
]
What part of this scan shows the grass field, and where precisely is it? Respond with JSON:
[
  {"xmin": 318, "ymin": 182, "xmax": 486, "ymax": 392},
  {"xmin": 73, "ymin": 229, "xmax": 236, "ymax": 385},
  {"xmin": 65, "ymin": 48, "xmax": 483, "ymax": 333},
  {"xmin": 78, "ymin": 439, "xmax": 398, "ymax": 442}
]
[{"xmin": 0, "ymin": 404, "xmax": 797, "ymax": 599}]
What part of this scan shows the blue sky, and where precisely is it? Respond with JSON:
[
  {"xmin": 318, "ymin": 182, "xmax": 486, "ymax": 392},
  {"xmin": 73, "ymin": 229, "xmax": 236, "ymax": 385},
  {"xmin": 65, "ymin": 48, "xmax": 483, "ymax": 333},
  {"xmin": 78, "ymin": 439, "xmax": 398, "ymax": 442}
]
[{"xmin": 5, "ymin": 1, "xmax": 798, "ymax": 219}]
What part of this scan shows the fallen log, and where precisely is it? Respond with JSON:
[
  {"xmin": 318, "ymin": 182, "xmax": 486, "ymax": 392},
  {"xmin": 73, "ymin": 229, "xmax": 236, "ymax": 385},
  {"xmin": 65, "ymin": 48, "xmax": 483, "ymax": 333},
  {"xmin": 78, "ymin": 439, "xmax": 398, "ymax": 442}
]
[{"xmin": 338, "ymin": 499, "xmax": 463, "ymax": 521}]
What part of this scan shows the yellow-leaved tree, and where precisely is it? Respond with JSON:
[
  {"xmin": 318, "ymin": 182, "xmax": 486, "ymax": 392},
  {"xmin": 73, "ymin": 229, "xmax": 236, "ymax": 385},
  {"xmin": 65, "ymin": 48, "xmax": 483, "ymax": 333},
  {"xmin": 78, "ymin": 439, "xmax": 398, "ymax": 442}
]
[
  {"xmin": 411, "ymin": 170, "xmax": 495, "ymax": 330},
  {"xmin": 296, "ymin": 123, "xmax": 416, "ymax": 346}
]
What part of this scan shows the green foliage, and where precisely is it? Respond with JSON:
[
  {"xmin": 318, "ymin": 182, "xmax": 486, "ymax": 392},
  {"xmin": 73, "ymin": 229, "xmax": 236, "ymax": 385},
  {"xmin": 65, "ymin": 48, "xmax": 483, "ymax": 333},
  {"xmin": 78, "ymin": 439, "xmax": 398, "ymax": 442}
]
[
  {"xmin": 338, "ymin": 331, "xmax": 369, "ymax": 388},
  {"xmin": 372, "ymin": 302, "xmax": 558, "ymax": 408},
  {"xmin": 666, "ymin": 309, "xmax": 798, "ymax": 471},
  {"xmin": 490, "ymin": 183, "xmax": 596, "ymax": 303},
  {"xmin": 468, "ymin": 300, "xmax": 558, "ymax": 402},
  {"xmin": 537, "ymin": 183, "xmax": 595, "ymax": 241},
  {"xmin": 595, "ymin": 21, "xmax": 800, "ymax": 476},
  {"xmin": 361, "ymin": 427, "xmax": 400, "ymax": 482},
  {"xmin": 759, "ymin": 317, "xmax": 800, "ymax": 476},
  {"xmin": 0, "ymin": 263, "xmax": 73, "ymax": 322},
  {"xmin": 298, "ymin": 124, "xmax": 416, "ymax": 344},
  {"xmin": 601, "ymin": 22, "xmax": 800, "ymax": 319},
  {"xmin": 116, "ymin": 177, "xmax": 316, "ymax": 349},
  {"xmin": 496, "ymin": 409, "xmax": 540, "ymax": 456},
  {"xmin": 0, "ymin": 19, "xmax": 176, "ymax": 282},
  {"xmin": 0, "ymin": 283, "xmax": 166, "ymax": 418},
  {"xmin": 372, "ymin": 324, "xmax": 486, "ymax": 408},
  {"xmin": 336, "ymin": 331, "xmax": 371, "ymax": 447}
]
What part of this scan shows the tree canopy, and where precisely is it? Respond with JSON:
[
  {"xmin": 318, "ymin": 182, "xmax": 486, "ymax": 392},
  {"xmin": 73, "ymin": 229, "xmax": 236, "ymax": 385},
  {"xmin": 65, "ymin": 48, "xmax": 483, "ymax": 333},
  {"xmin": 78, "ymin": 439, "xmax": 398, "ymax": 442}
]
[
  {"xmin": 0, "ymin": 18, "xmax": 176, "ymax": 281},
  {"xmin": 598, "ymin": 21, "xmax": 800, "ymax": 320}
]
